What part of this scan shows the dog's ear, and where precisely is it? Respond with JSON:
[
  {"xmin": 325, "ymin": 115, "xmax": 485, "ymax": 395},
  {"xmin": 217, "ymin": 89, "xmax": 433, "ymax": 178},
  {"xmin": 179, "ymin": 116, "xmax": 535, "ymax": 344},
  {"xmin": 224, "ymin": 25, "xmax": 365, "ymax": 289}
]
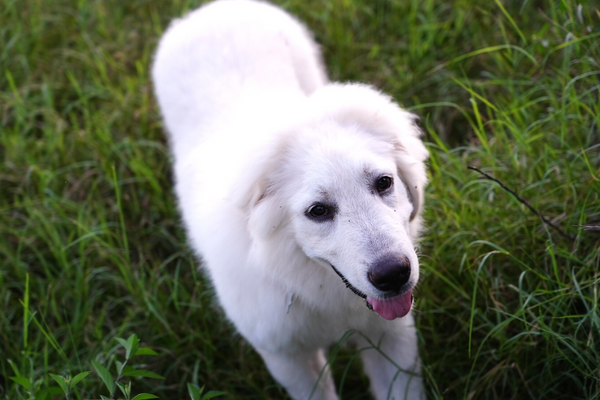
[
  {"xmin": 247, "ymin": 181, "xmax": 287, "ymax": 240},
  {"xmin": 230, "ymin": 138, "xmax": 288, "ymax": 241},
  {"xmin": 308, "ymin": 83, "xmax": 429, "ymax": 223},
  {"xmin": 393, "ymin": 130, "xmax": 428, "ymax": 222}
]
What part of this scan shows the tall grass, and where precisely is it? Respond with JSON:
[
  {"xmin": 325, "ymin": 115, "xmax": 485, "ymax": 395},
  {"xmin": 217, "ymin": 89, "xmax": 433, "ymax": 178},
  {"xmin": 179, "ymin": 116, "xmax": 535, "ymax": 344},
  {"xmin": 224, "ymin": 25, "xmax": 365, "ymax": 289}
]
[{"xmin": 1, "ymin": 0, "xmax": 599, "ymax": 399}]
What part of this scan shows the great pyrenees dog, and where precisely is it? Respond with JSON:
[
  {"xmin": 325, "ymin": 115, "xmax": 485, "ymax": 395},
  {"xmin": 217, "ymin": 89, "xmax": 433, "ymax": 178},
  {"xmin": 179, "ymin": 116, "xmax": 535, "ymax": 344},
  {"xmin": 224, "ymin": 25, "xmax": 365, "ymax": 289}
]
[{"xmin": 152, "ymin": 0, "xmax": 429, "ymax": 398}]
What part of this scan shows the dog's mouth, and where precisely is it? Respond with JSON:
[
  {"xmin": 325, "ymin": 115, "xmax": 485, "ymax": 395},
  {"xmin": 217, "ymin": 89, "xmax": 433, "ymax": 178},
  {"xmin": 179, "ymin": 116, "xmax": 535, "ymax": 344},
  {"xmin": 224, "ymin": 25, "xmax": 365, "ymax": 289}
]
[
  {"xmin": 366, "ymin": 292, "xmax": 413, "ymax": 320},
  {"xmin": 329, "ymin": 264, "xmax": 414, "ymax": 320}
]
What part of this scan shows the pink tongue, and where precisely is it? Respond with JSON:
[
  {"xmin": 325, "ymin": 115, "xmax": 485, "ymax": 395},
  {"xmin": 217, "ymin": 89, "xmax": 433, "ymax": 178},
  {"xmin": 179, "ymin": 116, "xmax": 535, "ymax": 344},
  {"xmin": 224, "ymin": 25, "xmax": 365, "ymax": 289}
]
[{"xmin": 367, "ymin": 290, "xmax": 413, "ymax": 320}]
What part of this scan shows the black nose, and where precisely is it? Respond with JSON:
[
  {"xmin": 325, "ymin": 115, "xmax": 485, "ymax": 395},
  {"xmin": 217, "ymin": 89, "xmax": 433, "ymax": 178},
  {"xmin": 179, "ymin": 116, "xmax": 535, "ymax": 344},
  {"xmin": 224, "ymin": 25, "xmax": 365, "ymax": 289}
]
[{"xmin": 367, "ymin": 255, "xmax": 411, "ymax": 293}]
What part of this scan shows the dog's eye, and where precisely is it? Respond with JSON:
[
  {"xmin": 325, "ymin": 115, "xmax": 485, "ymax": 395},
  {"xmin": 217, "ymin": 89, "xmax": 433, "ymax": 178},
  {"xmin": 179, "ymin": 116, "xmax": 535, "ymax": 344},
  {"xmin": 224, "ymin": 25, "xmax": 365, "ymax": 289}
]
[
  {"xmin": 376, "ymin": 176, "xmax": 393, "ymax": 192},
  {"xmin": 307, "ymin": 204, "xmax": 332, "ymax": 220}
]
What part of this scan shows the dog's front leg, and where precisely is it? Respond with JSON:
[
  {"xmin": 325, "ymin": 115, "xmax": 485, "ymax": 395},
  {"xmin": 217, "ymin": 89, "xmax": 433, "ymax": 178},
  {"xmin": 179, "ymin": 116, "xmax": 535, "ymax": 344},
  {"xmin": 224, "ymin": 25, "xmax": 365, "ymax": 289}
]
[
  {"xmin": 356, "ymin": 316, "xmax": 425, "ymax": 400},
  {"xmin": 257, "ymin": 347, "xmax": 338, "ymax": 400}
]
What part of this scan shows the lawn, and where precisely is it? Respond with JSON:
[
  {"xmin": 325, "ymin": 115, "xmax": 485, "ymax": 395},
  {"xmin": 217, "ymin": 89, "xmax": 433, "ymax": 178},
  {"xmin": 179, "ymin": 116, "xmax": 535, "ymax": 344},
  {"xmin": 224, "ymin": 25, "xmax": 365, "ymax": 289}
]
[{"xmin": 1, "ymin": 0, "xmax": 599, "ymax": 399}]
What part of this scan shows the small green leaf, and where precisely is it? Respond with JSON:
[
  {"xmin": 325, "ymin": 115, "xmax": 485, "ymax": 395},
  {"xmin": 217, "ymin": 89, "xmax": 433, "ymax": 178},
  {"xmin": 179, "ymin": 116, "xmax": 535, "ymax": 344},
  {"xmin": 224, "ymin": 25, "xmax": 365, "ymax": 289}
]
[
  {"xmin": 187, "ymin": 384, "xmax": 225, "ymax": 400},
  {"xmin": 187, "ymin": 383, "xmax": 202, "ymax": 400},
  {"xmin": 129, "ymin": 336, "xmax": 140, "ymax": 359},
  {"xmin": 116, "ymin": 381, "xmax": 131, "ymax": 400},
  {"xmin": 124, "ymin": 334, "xmax": 139, "ymax": 360},
  {"xmin": 100, "ymin": 395, "xmax": 112, "ymax": 400},
  {"xmin": 131, "ymin": 394, "xmax": 159, "ymax": 400},
  {"xmin": 49, "ymin": 374, "xmax": 69, "ymax": 396},
  {"xmin": 200, "ymin": 391, "xmax": 226, "ymax": 400},
  {"xmin": 121, "ymin": 366, "xmax": 135, "ymax": 375},
  {"xmin": 92, "ymin": 360, "xmax": 115, "ymax": 396},
  {"xmin": 134, "ymin": 347, "xmax": 158, "ymax": 356},
  {"xmin": 69, "ymin": 371, "xmax": 91, "ymax": 389},
  {"xmin": 10, "ymin": 376, "xmax": 33, "ymax": 391},
  {"xmin": 115, "ymin": 360, "xmax": 124, "ymax": 375},
  {"xmin": 121, "ymin": 367, "xmax": 165, "ymax": 379}
]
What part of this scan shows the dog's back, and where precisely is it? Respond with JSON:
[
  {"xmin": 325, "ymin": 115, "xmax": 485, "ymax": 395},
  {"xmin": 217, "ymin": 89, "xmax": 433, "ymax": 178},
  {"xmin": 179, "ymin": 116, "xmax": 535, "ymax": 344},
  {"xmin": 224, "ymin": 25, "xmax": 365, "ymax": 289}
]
[{"xmin": 152, "ymin": 0, "xmax": 327, "ymax": 159}]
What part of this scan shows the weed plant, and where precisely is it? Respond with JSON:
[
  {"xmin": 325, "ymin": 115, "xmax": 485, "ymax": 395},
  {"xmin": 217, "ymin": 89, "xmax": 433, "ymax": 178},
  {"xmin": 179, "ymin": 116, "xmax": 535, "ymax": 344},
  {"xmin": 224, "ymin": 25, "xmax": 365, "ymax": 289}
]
[{"xmin": 1, "ymin": 0, "xmax": 599, "ymax": 399}]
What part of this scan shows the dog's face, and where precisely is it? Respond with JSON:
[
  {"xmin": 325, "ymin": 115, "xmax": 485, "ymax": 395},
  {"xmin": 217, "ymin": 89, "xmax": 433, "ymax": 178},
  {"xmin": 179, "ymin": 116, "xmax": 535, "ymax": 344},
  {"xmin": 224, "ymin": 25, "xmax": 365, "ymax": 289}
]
[
  {"xmin": 242, "ymin": 84, "xmax": 428, "ymax": 320},
  {"xmin": 248, "ymin": 117, "xmax": 426, "ymax": 319},
  {"xmin": 290, "ymin": 122, "xmax": 420, "ymax": 319}
]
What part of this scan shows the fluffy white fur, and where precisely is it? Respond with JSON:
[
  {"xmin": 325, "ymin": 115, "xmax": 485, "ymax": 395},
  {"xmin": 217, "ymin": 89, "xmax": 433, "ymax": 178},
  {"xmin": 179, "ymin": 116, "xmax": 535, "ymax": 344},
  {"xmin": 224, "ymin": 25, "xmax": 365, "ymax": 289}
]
[{"xmin": 152, "ymin": 1, "xmax": 428, "ymax": 399}]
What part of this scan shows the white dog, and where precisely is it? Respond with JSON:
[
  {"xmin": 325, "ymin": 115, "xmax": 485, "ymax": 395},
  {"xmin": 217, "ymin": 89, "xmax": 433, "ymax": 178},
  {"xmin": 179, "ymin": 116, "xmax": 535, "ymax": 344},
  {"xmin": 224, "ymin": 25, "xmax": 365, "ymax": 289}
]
[{"xmin": 152, "ymin": 1, "xmax": 428, "ymax": 398}]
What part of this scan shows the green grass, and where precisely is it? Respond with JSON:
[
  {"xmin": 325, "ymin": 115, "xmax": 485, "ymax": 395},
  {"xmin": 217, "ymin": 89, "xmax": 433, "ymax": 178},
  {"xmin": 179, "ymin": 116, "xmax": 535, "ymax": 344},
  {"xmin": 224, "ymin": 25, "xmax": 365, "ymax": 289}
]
[{"xmin": 1, "ymin": 0, "xmax": 599, "ymax": 399}]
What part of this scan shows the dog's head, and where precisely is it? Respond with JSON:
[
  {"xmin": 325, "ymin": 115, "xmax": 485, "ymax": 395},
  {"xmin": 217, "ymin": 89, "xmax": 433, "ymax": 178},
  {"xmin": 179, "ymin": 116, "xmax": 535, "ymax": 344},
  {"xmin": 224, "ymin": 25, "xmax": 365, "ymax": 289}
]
[{"xmin": 238, "ymin": 84, "xmax": 428, "ymax": 320}]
